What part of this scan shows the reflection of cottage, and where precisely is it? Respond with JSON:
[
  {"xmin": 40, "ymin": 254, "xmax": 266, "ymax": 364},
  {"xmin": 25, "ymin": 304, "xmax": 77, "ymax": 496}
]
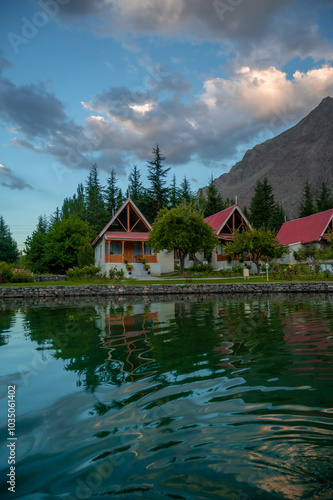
[
  {"xmin": 204, "ymin": 205, "xmax": 252, "ymax": 269},
  {"xmin": 92, "ymin": 197, "xmax": 173, "ymax": 276},
  {"xmin": 277, "ymin": 208, "xmax": 333, "ymax": 265}
]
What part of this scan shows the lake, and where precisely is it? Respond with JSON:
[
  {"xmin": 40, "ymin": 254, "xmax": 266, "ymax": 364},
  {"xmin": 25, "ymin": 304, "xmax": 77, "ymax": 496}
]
[{"xmin": 0, "ymin": 294, "xmax": 333, "ymax": 499}]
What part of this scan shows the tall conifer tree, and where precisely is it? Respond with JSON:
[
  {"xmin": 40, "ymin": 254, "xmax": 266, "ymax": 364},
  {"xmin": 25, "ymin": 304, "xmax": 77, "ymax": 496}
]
[
  {"xmin": 146, "ymin": 145, "xmax": 170, "ymax": 220},
  {"xmin": 316, "ymin": 182, "xmax": 333, "ymax": 212},
  {"xmin": 0, "ymin": 216, "xmax": 19, "ymax": 263},
  {"xmin": 298, "ymin": 181, "xmax": 315, "ymax": 218}
]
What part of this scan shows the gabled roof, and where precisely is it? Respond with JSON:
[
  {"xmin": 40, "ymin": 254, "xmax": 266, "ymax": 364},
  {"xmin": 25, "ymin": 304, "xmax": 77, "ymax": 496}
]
[
  {"xmin": 92, "ymin": 197, "xmax": 151, "ymax": 246},
  {"xmin": 276, "ymin": 208, "xmax": 333, "ymax": 246},
  {"xmin": 204, "ymin": 205, "xmax": 251, "ymax": 236}
]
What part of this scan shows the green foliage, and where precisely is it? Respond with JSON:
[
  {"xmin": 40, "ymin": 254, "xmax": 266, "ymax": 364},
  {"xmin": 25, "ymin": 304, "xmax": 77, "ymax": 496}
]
[
  {"xmin": 204, "ymin": 175, "xmax": 225, "ymax": 217},
  {"xmin": 0, "ymin": 216, "xmax": 19, "ymax": 263},
  {"xmin": 0, "ymin": 262, "xmax": 34, "ymax": 283},
  {"xmin": 128, "ymin": 165, "xmax": 144, "ymax": 209},
  {"xmin": 43, "ymin": 217, "xmax": 95, "ymax": 273},
  {"xmin": 226, "ymin": 227, "xmax": 288, "ymax": 274},
  {"xmin": 77, "ymin": 241, "xmax": 94, "ymax": 268},
  {"xmin": 148, "ymin": 201, "xmax": 218, "ymax": 276},
  {"xmin": 249, "ymin": 178, "xmax": 285, "ymax": 230},
  {"xmin": 66, "ymin": 265, "xmax": 101, "ymax": 281},
  {"xmin": 0, "ymin": 262, "xmax": 14, "ymax": 283},
  {"xmin": 298, "ymin": 181, "xmax": 315, "ymax": 218},
  {"xmin": 109, "ymin": 267, "xmax": 125, "ymax": 280},
  {"xmin": 146, "ymin": 144, "xmax": 170, "ymax": 221},
  {"xmin": 293, "ymin": 245, "xmax": 317, "ymax": 262},
  {"xmin": 316, "ymin": 182, "xmax": 333, "ymax": 212},
  {"xmin": 85, "ymin": 164, "xmax": 108, "ymax": 232}
]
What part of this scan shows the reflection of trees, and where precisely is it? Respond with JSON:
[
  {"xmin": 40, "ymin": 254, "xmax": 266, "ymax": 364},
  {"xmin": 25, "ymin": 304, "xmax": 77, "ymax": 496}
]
[
  {"xmin": 150, "ymin": 301, "xmax": 221, "ymax": 376},
  {"xmin": 0, "ymin": 307, "xmax": 16, "ymax": 346}
]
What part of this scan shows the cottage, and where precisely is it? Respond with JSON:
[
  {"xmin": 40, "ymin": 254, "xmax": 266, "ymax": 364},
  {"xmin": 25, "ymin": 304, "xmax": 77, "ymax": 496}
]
[
  {"xmin": 92, "ymin": 197, "xmax": 174, "ymax": 276},
  {"xmin": 277, "ymin": 208, "xmax": 333, "ymax": 264},
  {"xmin": 184, "ymin": 205, "xmax": 252, "ymax": 269}
]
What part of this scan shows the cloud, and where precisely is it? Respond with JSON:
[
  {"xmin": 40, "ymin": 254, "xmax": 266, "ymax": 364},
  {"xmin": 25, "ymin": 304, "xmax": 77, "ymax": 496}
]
[
  {"xmin": 81, "ymin": 64, "xmax": 333, "ymax": 168},
  {"xmin": 52, "ymin": 0, "xmax": 333, "ymax": 66},
  {"xmin": 0, "ymin": 163, "xmax": 32, "ymax": 190}
]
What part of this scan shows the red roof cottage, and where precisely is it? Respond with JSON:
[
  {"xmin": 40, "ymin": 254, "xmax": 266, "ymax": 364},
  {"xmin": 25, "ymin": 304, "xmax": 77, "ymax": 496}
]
[
  {"xmin": 276, "ymin": 208, "xmax": 333, "ymax": 264},
  {"xmin": 192, "ymin": 205, "xmax": 252, "ymax": 269},
  {"xmin": 92, "ymin": 197, "xmax": 174, "ymax": 277}
]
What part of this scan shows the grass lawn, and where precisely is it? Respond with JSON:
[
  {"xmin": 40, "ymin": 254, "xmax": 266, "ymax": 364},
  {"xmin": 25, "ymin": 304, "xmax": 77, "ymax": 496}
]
[{"xmin": 1, "ymin": 275, "xmax": 333, "ymax": 287}]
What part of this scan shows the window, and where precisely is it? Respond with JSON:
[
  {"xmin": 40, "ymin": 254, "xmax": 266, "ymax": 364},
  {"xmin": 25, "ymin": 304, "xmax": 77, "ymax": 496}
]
[
  {"xmin": 144, "ymin": 243, "xmax": 152, "ymax": 255},
  {"xmin": 111, "ymin": 242, "xmax": 122, "ymax": 254},
  {"xmin": 105, "ymin": 242, "xmax": 109, "ymax": 256},
  {"xmin": 217, "ymin": 244, "xmax": 222, "ymax": 255}
]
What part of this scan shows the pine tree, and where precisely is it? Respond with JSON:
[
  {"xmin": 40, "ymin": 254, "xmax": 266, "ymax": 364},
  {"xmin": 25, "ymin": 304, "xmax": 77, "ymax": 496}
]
[
  {"xmin": 85, "ymin": 164, "xmax": 107, "ymax": 232},
  {"xmin": 128, "ymin": 165, "xmax": 144, "ymax": 207},
  {"xmin": 105, "ymin": 169, "xmax": 119, "ymax": 216},
  {"xmin": 204, "ymin": 176, "xmax": 224, "ymax": 217},
  {"xmin": 116, "ymin": 188, "xmax": 124, "ymax": 210},
  {"xmin": 24, "ymin": 215, "xmax": 49, "ymax": 273},
  {"xmin": 316, "ymin": 182, "xmax": 333, "ymax": 212},
  {"xmin": 0, "ymin": 216, "xmax": 19, "ymax": 263},
  {"xmin": 169, "ymin": 174, "xmax": 179, "ymax": 208},
  {"xmin": 197, "ymin": 188, "xmax": 206, "ymax": 214},
  {"xmin": 179, "ymin": 176, "xmax": 194, "ymax": 203},
  {"xmin": 298, "ymin": 181, "xmax": 315, "ymax": 218},
  {"xmin": 249, "ymin": 177, "xmax": 285, "ymax": 230},
  {"xmin": 146, "ymin": 145, "xmax": 170, "ymax": 220}
]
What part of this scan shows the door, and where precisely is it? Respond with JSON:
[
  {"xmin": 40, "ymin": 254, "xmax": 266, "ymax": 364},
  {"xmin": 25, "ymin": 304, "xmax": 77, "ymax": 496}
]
[{"xmin": 124, "ymin": 242, "xmax": 134, "ymax": 262}]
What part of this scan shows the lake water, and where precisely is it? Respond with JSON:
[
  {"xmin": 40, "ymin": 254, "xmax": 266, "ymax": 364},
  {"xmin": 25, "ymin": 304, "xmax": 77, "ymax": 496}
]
[{"xmin": 0, "ymin": 294, "xmax": 333, "ymax": 500}]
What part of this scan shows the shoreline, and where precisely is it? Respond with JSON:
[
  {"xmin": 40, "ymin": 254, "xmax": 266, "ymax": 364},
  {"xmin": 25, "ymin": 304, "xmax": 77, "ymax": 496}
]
[{"xmin": 1, "ymin": 282, "xmax": 333, "ymax": 300}]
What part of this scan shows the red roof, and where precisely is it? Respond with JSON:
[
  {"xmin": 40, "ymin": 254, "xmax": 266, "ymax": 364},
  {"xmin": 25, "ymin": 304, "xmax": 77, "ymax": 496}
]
[
  {"xmin": 204, "ymin": 205, "xmax": 236, "ymax": 234},
  {"xmin": 277, "ymin": 209, "xmax": 333, "ymax": 246},
  {"xmin": 105, "ymin": 232, "xmax": 149, "ymax": 241},
  {"xmin": 204, "ymin": 205, "xmax": 251, "ymax": 235}
]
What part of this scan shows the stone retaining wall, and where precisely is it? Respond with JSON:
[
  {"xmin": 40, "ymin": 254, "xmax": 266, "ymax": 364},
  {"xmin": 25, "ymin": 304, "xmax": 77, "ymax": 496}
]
[
  {"xmin": 1, "ymin": 282, "xmax": 333, "ymax": 300},
  {"xmin": 34, "ymin": 275, "xmax": 67, "ymax": 282}
]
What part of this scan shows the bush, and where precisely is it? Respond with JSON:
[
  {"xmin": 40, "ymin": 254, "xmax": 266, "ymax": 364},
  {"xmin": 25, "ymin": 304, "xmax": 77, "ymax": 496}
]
[
  {"xmin": 0, "ymin": 262, "xmax": 14, "ymax": 283},
  {"xmin": 11, "ymin": 270, "xmax": 34, "ymax": 283},
  {"xmin": 109, "ymin": 267, "xmax": 124, "ymax": 280},
  {"xmin": 66, "ymin": 265, "xmax": 101, "ymax": 281}
]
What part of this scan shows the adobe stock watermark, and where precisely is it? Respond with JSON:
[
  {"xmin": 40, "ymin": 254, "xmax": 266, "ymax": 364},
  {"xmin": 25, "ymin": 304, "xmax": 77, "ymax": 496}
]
[
  {"xmin": 7, "ymin": 0, "xmax": 71, "ymax": 54},
  {"xmin": 213, "ymin": 0, "xmax": 244, "ymax": 22}
]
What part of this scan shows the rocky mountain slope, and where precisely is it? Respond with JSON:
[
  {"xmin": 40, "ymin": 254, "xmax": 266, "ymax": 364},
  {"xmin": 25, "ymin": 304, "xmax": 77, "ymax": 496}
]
[{"xmin": 212, "ymin": 96, "xmax": 333, "ymax": 218}]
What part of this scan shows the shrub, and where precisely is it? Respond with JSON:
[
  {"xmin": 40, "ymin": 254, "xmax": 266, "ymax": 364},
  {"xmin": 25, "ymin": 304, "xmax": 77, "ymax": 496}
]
[
  {"xmin": 66, "ymin": 265, "xmax": 101, "ymax": 281},
  {"xmin": 11, "ymin": 270, "xmax": 34, "ymax": 283},
  {"xmin": 0, "ymin": 262, "xmax": 14, "ymax": 283},
  {"xmin": 109, "ymin": 267, "xmax": 125, "ymax": 280}
]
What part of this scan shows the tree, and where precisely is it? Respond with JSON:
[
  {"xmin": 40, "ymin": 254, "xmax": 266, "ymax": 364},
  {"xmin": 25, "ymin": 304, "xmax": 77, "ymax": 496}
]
[
  {"xmin": 85, "ymin": 164, "xmax": 107, "ymax": 232},
  {"xmin": 169, "ymin": 174, "xmax": 180, "ymax": 208},
  {"xmin": 316, "ymin": 182, "xmax": 333, "ymax": 212},
  {"xmin": 77, "ymin": 240, "xmax": 94, "ymax": 268},
  {"xmin": 0, "ymin": 216, "xmax": 19, "ymax": 263},
  {"xmin": 179, "ymin": 176, "xmax": 194, "ymax": 204},
  {"xmin": 43, "ymin": 217, "xmax": 94, "ymax": 273},
  {"xmin": 148, "ymin": 202, "xmax": 218, "ymax": 277},
  {"xmin": 24, "ymin": 215, "xmax": 49, "ymax": 273},
  {"xmin": 226, "ymin": 227, "xmax": 288, "ymax": 274},
  {"xmin": 298, "ymin": 181, "xmax": 315, "ymax": 218},
  {"xmin": 204, "ymin": 176, "xmax": 225, "ymax": 217},
  {"xmin": 105, "ymin": 169, "xmax": 119, "ymax": 216},
  {"xmin": 249, "ymin": 177, "xmax": 285, "ymax": 229},
  {"xmin": 128, "ymin": 165, "xmax": 144, "ymax": 207},
  {"xmin": 146, "ymin": 145, "xmax": 170, "ymax": 220}
]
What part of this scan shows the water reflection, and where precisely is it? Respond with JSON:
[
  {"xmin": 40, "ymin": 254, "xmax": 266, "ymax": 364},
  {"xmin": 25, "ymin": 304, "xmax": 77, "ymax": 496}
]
[{"xmin": 0, "ymin": 294, "xmax": 333, "ymax": 499}]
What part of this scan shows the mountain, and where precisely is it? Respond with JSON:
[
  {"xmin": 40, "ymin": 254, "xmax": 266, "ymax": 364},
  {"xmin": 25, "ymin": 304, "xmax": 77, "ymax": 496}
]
[{"xmin": 211, "ymin": 97, "xmax": 333, "ymax": 218}]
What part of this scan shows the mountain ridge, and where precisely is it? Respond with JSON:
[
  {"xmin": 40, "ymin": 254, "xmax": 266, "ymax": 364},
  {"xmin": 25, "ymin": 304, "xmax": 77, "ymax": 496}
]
[{"xmin": 211, "ymin": 96, "xmax": 333, "ymax": 218}]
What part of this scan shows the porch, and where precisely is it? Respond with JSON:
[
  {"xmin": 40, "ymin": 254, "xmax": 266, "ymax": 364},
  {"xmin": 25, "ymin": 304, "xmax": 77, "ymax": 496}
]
[{"xmin": 105, "ymin": 239, "xmax": 158, "ymax": 264}]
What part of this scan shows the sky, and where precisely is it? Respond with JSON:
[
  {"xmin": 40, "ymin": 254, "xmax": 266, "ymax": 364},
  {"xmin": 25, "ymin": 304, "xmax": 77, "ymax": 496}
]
[{"xmin": 1, "ymin": 0, "xmax": 333, "ymax": 251}]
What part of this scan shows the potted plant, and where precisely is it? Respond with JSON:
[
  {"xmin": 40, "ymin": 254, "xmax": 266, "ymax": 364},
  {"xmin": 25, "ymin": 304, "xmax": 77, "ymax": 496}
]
[
  {"xmin": 123, "ymin": 258, "xmax": 129, "ymax": 264},
  {"xmin": 126, "ymin": 264, "xmax": 133, "ymax": 274},
  {"xmin": 144, "ymin": 264, "xmax": 150, "ymax": 274},
  {"xmin": 141, "ymin": 258, "xmax": 147, "ymax": 264}
]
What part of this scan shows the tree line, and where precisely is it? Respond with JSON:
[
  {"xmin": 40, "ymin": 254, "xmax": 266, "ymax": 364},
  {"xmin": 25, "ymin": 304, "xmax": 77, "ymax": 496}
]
[{"xmin": 1, "ymin": 144, "xmax": 332, "ymax": 272}]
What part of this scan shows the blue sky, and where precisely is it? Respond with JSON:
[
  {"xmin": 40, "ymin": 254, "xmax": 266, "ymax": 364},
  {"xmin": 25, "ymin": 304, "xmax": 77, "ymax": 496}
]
[{"xmin": 1, "ymin": 0, "xmax": 333, "ymax": 250}]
